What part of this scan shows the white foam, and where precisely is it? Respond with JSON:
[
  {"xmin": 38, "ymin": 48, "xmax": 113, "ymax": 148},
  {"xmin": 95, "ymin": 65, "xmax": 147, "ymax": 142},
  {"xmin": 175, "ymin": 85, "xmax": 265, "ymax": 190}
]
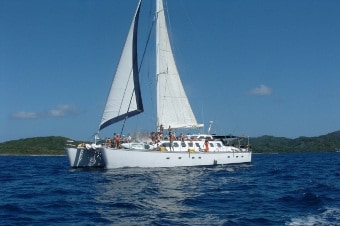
[{"xmin": 287, "ymin": 207, "xmax": 340, "ymax": 226}]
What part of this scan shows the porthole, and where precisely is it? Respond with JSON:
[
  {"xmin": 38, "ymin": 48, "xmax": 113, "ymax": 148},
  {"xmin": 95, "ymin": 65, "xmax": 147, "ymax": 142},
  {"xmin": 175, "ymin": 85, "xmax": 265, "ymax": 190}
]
[
  {"xmin": 166, "ymin": 157, "xmax": 170, "ymax": 159},
  {"xmin": 178, "ymin": 157, "xmax": 182, "ymax": 159},
  {"xmin": 192, "ymin": 157, "xmax": 195, "ymax": 159}
]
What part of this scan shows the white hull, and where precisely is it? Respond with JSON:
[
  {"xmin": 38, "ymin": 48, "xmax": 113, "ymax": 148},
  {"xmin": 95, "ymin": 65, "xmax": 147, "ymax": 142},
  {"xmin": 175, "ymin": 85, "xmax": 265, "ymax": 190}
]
[
  {"xmin": 100, "ymin": 147, "xmax": 252, "ymax": 169},
  {"xmin": 65, "ymin": 148, "xmax": 105, "ymax": 168}
]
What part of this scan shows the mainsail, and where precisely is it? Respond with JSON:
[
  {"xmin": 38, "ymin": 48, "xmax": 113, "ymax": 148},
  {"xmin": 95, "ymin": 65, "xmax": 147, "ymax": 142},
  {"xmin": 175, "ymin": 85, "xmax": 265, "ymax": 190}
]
[
  {"xmin": 99, "ymin": 0, "xmax": 143, "ymax": 131},
  {"xmin": 156, "ymin": 0, "xmax": 202, "ymax": 129}
]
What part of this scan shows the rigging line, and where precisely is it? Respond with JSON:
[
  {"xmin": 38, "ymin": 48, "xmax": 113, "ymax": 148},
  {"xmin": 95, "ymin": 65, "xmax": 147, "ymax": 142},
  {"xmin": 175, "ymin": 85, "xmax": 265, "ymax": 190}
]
[
  {"xmin": 138, "ymin": 13, "xmax": 155, "ymax": 74},
  {"xmin": 120, "ymin": 89, "xmax": 136, "ymax": 137},
  {"xmin": 120, "ymin": 116, "xmax": 128, "ymax": 138}
]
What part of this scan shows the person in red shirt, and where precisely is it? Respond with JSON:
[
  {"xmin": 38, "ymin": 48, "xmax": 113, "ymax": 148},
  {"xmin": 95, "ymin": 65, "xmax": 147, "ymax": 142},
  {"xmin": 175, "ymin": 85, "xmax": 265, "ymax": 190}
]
[{"xmin": 204, "ymin": 139, "xmax": 209, "ymax": 152}]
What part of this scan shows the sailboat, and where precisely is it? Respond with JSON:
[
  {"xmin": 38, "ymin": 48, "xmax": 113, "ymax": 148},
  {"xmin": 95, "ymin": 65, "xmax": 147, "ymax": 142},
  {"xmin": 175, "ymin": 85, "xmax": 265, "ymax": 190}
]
[{"xmin": 66, "ymin": 0, "xmax": 252, "ymax": 168}]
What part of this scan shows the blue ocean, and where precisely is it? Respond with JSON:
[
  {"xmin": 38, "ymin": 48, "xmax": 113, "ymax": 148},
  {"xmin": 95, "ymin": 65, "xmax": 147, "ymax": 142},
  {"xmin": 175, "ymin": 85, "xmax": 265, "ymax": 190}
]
[{"xmin": 1, "ymin": 153, "xmax": 339, "ymax": 225}]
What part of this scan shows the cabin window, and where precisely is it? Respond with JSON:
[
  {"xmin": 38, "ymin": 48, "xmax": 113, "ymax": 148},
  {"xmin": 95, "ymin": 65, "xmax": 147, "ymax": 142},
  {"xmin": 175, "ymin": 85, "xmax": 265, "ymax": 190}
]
[
  {"xmin": 195, "ymin": 143, "xmax": 200, "ymax": 147},
  {"xmin": 162, "ymin": 143, "xmax": 170, "ymax": 147},
  {"xmin": 210, "ymin": 143, "xmax": 214, "ymax": 147},
  {"xmin": 174, "ymin": 142, "xmax": 179, "ymax": 147},
  {"xmin": 181, "ymin": 142, "xmax": 186, "ymax": 147},
  {"xmin": 217, "ymin": 143, "xmax": 222, "ymax": 147},
  {"xmin": 188, "ymin": 143, "xmax": 193, "ymax": 147}
]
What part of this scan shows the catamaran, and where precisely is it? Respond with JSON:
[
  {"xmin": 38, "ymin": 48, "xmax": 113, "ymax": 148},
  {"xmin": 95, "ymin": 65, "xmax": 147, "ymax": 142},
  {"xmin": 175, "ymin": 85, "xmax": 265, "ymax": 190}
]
[{"xmin": 66, "ymin": 0, "xmax": 252, "ymax": 168}]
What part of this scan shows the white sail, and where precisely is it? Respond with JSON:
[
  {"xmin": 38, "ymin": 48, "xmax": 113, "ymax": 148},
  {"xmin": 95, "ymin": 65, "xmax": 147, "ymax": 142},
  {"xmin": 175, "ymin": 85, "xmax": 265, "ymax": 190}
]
[
  {"xmin": 99, "ymin": 0, "xmax": 143, "ymax": 131},
  {"xmin": 156, "ymin": 0, "xmax": 203, "ymax": 129}
]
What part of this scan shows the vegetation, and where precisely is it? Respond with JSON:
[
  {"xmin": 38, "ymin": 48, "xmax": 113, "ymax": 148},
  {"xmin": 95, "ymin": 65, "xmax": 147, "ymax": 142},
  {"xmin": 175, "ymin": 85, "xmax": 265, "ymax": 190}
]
[
  {"xmin": 0, "ymin": 131, "xmax": 339, "ymax": 155},
  {"xmin": 0, "ymin": 136, "xmax": 72, "ymax": 155},
  {"xmin": 250, "ymin": 131, "xmax": 340, "ymax": 153}
]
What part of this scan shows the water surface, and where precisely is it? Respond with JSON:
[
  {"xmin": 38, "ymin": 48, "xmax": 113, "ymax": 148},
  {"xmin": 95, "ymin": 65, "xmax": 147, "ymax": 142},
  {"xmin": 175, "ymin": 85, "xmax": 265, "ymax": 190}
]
[{"xmin": 1, "ymin": 153, "xmax": 339, "ymax": 225}]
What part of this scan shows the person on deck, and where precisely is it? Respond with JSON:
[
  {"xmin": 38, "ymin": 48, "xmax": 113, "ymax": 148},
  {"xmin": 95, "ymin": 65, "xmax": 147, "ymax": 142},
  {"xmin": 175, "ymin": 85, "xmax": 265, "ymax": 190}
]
[
  {"xmin": 204, "ymin": 138, "xmax": 209, "ymax": 152},
  {"xmin": 105, "ymin": 138, "xmax": 112, "ymax": 148},
  {"xmin": 114, "ymin": 134, "xmax": 120, "ymax": 149},
  {"xmin": 168, "ymin": 125, "xmax": 172, "ymax": 133},
  {"xmin": 159, "ymin": 124, "xmax": 164, "ymax": 136},
  {"xmin": 112, "ymin": 133, "xmax": 117, "ymax": 148},
  {"xmin": 169, "ymin": 132, "xmax": 175, "ymax": 151},
  {"xmin": 180, "ymin": 133, "xmax": 185, "ymax": 143}
]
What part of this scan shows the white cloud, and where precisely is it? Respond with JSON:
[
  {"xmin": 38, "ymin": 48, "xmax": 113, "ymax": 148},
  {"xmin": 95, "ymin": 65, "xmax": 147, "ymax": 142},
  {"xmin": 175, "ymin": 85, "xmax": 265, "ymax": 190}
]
[
  {"xmin": 10, "ymin": 111, "xmax": 38, "ymax": 119},
  {"xmin": 10, "ymin": 104, "xmax": 80, "ymax": 120},
  {"xmin": 248, "ymin": 84, "xmax": 272, "ymax": 96},
  {"xmin": 48, "ymin": 104, "xmax": 78, "ymax": 117}
]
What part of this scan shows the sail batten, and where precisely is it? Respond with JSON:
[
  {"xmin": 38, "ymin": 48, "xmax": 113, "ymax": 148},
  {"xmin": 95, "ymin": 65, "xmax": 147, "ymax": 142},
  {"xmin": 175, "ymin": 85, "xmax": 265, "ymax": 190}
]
[
  {"xmin": 156, "ymin": 0, "xmax": 202, "ymax": 129},
  {"xmin": 99, "ymin": 0, "xmax": 143, "ymax": 131}
]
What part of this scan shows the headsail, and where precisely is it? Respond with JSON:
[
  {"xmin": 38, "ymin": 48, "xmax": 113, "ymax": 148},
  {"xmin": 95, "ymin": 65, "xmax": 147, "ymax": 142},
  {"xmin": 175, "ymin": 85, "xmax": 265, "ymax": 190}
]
[
  {"xmin": 99, "ymin": 0, "xmax": 143, "ymax": 131},
  {"xmin": 156, "ymin": 0, "xmax": 203, "ymax": 129}
]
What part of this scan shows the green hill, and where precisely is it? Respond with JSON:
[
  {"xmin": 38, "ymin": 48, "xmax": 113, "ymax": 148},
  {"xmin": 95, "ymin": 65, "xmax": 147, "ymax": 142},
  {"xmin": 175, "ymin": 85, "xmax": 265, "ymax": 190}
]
[
  {"xmin": 250, "ymin": 131, "xmax": 340, "ymax": 153},
  {"xmin": 0, "ymin": 131, "xmax": 339, "ymax": 155},
  {"xmin": 0, "ymin": 136, "xmax": 71, "ymax": 155}
]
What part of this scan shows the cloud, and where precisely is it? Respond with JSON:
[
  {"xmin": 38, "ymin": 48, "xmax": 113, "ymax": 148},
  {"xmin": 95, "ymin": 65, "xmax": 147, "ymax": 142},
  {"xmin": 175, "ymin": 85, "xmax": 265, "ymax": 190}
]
[
  {"xmin": 248, "ymin": 84, "xmax": 272, "ymax": 96},
  {"xmin": 10, "ymin": 104, "xmax": 80, "ymax": 120},
  {"xmin": 10, "ymin": 111, "xmax": 39, "ymax": 119},
  {"xmin": 48, "ymin": 104, "xmax": 79, "ymax": 117}
]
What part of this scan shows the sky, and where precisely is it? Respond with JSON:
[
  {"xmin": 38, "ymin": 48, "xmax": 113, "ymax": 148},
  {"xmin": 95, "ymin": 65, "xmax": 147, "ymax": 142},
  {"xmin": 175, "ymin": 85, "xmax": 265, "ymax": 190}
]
[{"xmin": 1, "ymin": 0, "xmax": 339, "ymax": 142}]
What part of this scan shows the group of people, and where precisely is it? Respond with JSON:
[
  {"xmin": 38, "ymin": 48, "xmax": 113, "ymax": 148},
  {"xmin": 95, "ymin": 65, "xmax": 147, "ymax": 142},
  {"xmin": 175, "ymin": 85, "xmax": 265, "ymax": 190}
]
[
  {"xmin": 168, "ymin": 131, "xmax": 209, "ymax": 152},
  {"xmin": 148, "ymin": 125, "xmax": 176, "ymax": 151},
  {"xmin": 151, "ymin": 124, "xmax": 210, "ymax": 152},
  {"xmin": 105, "ymin": 133, "xmax": 131, "ymax": 148},
  {"xmin": 104, "ymin": 124, "xmax": 210, "ymax": 152}
]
